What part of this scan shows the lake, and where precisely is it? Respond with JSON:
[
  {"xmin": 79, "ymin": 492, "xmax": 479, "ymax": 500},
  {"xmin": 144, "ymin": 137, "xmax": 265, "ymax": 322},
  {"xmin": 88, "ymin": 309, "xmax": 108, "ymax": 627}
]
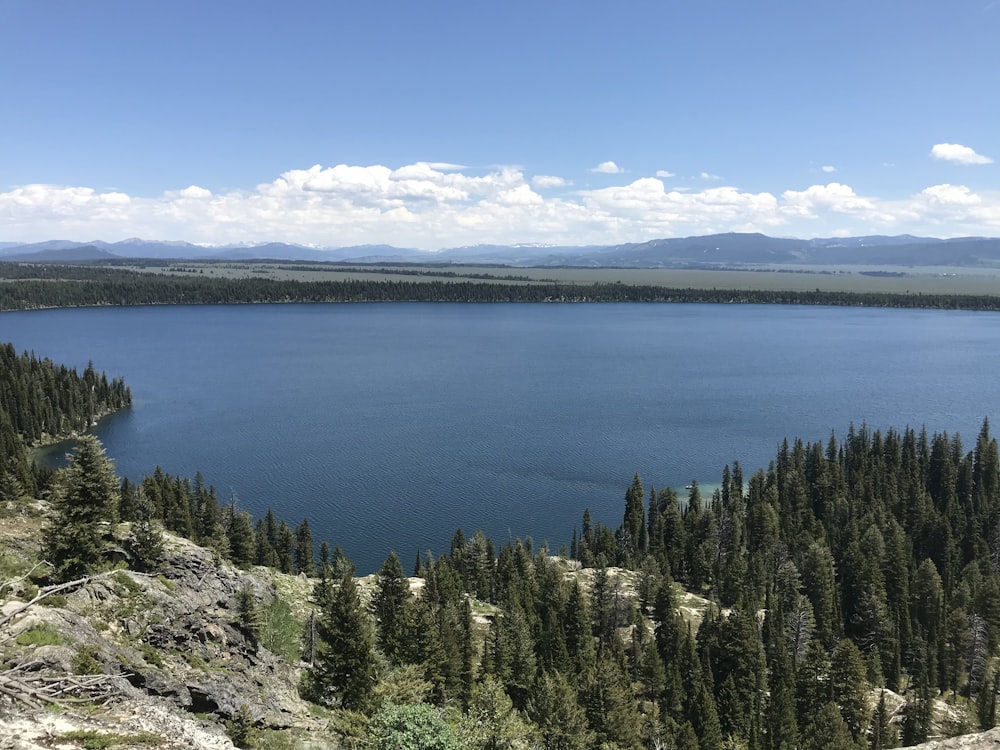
[{"xmin": 3, "ymin": 302, "xmax": 999, "ymax": 573}]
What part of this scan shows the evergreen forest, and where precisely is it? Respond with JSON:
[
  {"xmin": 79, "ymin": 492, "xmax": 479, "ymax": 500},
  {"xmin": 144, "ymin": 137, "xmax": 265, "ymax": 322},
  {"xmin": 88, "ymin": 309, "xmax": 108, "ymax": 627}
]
[
  {"xmin": 3, "ymin": 261, "xmax": 1000, "ymax": 311},
  {"xmin": 3, "ymin": 338, "xmax": 1000, "ymax": 749}
]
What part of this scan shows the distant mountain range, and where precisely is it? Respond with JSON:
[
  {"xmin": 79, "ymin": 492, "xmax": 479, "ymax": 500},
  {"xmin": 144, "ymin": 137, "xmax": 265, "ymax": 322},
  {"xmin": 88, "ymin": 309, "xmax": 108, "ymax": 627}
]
[{"xmin": 2, "ymin": 233, "xmax": 1000, "ymax": 269}]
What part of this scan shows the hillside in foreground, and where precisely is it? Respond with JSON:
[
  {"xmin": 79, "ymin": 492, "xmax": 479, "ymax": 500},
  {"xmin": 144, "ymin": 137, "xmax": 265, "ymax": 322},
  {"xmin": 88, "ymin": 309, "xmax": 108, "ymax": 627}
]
[
  {"xmin": 3, "ymin": 508, "xmax": 1000, "ymax": 750},
  {"xmin": 7, "ymin": 345, "xmax": 1000, "ymax": 748}
]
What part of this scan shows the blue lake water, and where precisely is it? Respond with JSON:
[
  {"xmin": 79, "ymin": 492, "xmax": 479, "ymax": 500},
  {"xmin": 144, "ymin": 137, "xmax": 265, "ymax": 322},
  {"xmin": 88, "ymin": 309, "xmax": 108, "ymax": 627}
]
[{"xmin": 3, "ymin": 302, "xmax": 999, "ymax": 573}]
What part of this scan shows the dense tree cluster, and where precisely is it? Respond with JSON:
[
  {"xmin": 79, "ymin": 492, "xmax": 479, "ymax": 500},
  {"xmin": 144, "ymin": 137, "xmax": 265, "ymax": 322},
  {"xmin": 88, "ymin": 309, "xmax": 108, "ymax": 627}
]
[
  {"xmin": 0, "ymin": 346, "xmax": 133, "ymax": 580},
  {"xmin": 294, "ymin": 421, "xmax": 1000, "ymax": 748},
  {"xmin": 0, "ymin": 342, "xmax": 130, "ymax": 447},
  {"xmin": 0, "ymin": 342, "xmax": 130, "ymax": 500},
  {"xmin": 568, "ymin": 423, "xmax": 1000, "ymax": 747},
  {"xmin": 7, "ymin": 336, "xmax": 1000, "ymax": 747},
  {"xmin": 3, "ymin": 262, "xmax": 1000, "ymax": 311}
]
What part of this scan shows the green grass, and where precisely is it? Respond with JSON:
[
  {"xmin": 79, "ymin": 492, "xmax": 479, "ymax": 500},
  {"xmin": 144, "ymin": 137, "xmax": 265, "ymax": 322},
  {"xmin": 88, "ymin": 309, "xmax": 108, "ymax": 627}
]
[
  {"xmin": 261, "ymin": 596, "xmax": 304, "ymax": 663},
  {"xmin": 44, "ymin": 593, "xmax": 68, "ymax": 608},
  {"xmin": 112, "ymin": 570, "xmax": 143, "ymax": 596},
  {"xmin": 137, "ymin": 641, "xmax": 164, "ymax": 667},
  {"xmin": 109, "ymin": 259, "xmax": 1000, "ymax": 296},
  {"xmin": 58, "ymin": 730, "xmax": 163, "ymax": 748},
  {"xmin": 15, "ymin": 622, "xmax": 65, "ymax": 647},
  {"xmin": 182, "ymin": 651, "xmax": 209, "ymax": 670},
  {"xmin": 0, "ymin": 552, "xmax": 31, "ymax": 581}
]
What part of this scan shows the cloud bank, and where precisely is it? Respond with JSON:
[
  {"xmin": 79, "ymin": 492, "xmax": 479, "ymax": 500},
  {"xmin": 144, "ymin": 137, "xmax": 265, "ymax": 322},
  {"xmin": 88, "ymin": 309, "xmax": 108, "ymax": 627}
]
[{"xmin": 2, "ymin": 161, "xmax": 999, "ymax": 248}]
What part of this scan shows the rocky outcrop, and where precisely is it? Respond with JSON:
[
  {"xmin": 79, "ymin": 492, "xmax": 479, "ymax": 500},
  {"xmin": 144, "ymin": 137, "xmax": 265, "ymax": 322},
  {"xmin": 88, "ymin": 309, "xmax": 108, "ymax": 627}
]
[
  {"xmin": 909, "ymin": 728, "xmax": 1000, "ymax": 749},
  {"xmin": 0, "ymin": 525, "xmax": 325, "ymax": 746}
]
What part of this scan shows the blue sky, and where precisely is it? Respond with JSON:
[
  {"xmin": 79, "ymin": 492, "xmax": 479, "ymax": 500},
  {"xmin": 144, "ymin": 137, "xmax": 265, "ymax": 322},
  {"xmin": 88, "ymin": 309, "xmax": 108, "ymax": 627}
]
[{"xmin": 2, "ymin": 0, "xmax": 998, "ymax": 249}]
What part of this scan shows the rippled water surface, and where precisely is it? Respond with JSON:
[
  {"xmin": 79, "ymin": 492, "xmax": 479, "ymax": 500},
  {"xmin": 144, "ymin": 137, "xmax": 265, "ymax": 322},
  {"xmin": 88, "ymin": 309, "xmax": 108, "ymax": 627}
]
[{"xmin": 5, "ymin": 302, "xmax": 999, "ymax": 573}]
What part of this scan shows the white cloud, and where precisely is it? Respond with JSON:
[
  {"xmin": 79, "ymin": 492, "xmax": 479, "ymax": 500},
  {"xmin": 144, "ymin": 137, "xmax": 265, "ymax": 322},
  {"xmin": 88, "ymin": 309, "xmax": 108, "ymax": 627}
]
[
  {"xmin": 781, "ymin": 183, "xmax": 876, "ymax": 215},
  {"xmin": 532, "ymin": 175, "xmax": 570, "ymax": 189},
  {"xmin": 494, "ymin": 184, "xmax": 543, "ymax": 206},
  {"xmin": 591, "ymin": 161, "xmax": 624, "ymax": 174},
  {"xmin": 821, "ymin": 165, "xmax": 837, "ymax": 173},
  {"xmin": 905, "ymin": 184, "xmax": 1000, "ymax": 233},
  {"xmin": 179, "ymin": 185, "xmax": 212, "ymax": 199},
  {"xmin": 920, "ymin": 183, "xmax": 981, "ymax": 207},
  {"xmin": 930, "ymin": 143, "xmax": 993, "ymax": 165},
  {"xmin": 581, "ymin": 178, "xmax": 782, "ymax": 237},
  {"xmin": 699, "ymin": 172, "xmax": 721, "ymax": 180},
  {"xmin": 3, "ymin": 164, "xmax": 1000, "ymax": 248},
  {"xmin": 421, "ymin": 162, "xmax": 466, "ymax": 171},
  {"xmin": 655, "ymin": 169, "xmax": 675, "ymax": 178}
]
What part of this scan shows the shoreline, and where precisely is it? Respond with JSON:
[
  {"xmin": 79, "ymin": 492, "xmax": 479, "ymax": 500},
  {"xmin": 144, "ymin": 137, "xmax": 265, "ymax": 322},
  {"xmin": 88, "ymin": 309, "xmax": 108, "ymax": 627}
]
[{"xmin": 28, "ymin": 405, "xmax": 131, "ymax": 463}]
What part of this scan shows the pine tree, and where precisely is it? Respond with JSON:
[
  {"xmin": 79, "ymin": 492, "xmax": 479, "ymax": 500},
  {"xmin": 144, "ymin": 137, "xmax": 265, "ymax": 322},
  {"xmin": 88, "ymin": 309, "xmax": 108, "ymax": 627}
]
[
  {"xmin": 44, "ymin": 435, "xmax": 120, "ymax": 581},
  {"xmin": 331, "ymin": 544, "xmax": 355, "ymax": 578},
  {"xmin": 406, "ymin": 594, "xmax": 449, "ymax": 703},
  {"xmin": 311, "ymin": 571, "xmax": 377, "ymax": 711},
  {"xmin": 830, "ymin": 638, "xmax": 870, "ymax": 744},
  {"xmin": 528, "ymin": 670, "xmax": 594, "ymax": 750},
  {"xmin": 254, "ymin": 519, "xmax": 278, "ymax": 567},
  {"xmin": 275, "ymin": 520, "xmax": 295, "ymax": 573},
  {"xmin": 565, "ymin": 581, "xmax": 597, "ymax": 676},
  {"xmin": 670, "ymin": 720, "xmax": 701, "ymax": 750},
  {"xmin": 977, "ymin": 669, "xmax": 998, "ymax": 731},
  {"xmin": 703, "ymin": 607, "xmax": 765, "ymax": 747},
  {"xmin": 127, "ymin": 487, "xmax": 164, "ymax": 572},
  {"xmin": 294, "ymin": 518, "xmax": 315, "ymax": 576},
  {"xmin": 584, "ymin": 648, "xmax": 644, "ymax": 750},
  {"xmin": 226, "ymin": 703, "xmax": 257, "ymax": 749},
  {"xmin": 226, "ymin": 507, "xmax": 255, "ymax": 568},
  {"xmin": 801, "ymin": 541, "xmax": 838, "ymax": 648},
  {"xmin": 900, "ymin": 671, "xmax": 932, "ymax": 746},
  {"xmin": 763, "ymin": 594, "xmax": 798, "ymax": 750},
  {"xmin": 374, "ymin": 550, "xmax": 411, "ymax": 663},
  {"xmin": 618, "ymin": 473, "xmax": 646, "ymax": 568},
  {"xmin": 869, "ymin": 690, "xmax": 897, "ymax": 750},
  {"xmin": 653, "ymin": 578, "xmax": 685, "ymax": 720},
  {"xmin": 680, "ymin": 624, "xmax": 722, "ymax": 750},
  {"xmin": 463, "ymin": 675, "xmax": 536, "ymax": 750},
  {"xmin": 485, "ymin": 601, "xmax": 536, "ymax": 711},
  {"xmin": 801, "ymin": 702, "xmax": 857, "ymax": 750},
  {"xmin": 235, "ymin": 583, "xmax": 263, "ymax": 651},
  {"xmin": 457, "ymin": 599, "xmax": 476, "ymax": 709}
]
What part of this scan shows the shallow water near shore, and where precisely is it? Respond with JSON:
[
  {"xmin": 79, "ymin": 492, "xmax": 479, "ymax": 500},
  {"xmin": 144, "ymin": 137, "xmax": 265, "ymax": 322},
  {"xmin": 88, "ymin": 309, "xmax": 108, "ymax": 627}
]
[{"xmin": 5, "ymin": 302, "xmax": 1000, "ymax": 573}]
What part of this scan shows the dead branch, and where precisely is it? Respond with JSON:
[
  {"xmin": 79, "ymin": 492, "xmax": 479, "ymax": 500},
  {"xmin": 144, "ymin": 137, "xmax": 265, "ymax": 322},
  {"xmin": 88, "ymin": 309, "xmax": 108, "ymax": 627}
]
[
  {"xmin": 0, "ymin": 569, "xmax": 119, "ymax": 629},
  {"xmin": 0, "ymin": 670, "xmax": 123, "ymax": 710},
  {"xmin": 0, "ymin": 561, "xmax": 53, "ymax": 599}
]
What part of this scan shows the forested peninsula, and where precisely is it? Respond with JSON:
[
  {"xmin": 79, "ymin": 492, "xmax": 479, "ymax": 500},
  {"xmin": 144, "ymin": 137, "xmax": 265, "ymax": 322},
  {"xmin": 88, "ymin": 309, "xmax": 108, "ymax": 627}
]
[
  {"xmin": 2, "ymin": 262, "xmax": 1000, "ymax": 311},
  {"xmin": 5, "ymin": 338, "xmax": 1000, "ymax": 748}
]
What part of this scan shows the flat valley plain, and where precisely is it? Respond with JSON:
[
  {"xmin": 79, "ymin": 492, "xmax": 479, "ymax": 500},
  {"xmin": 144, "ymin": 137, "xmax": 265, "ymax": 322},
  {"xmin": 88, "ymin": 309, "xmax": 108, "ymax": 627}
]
[{"xmin": 113, "ymin": 260, "xmax": 1000, "ymax": 296}]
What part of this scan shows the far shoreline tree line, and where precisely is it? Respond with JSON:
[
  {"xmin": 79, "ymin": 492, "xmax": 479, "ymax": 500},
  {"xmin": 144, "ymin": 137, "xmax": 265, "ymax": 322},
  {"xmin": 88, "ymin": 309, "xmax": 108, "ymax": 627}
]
[{"xmin": 3, "ymin": 261, "xmax": 1000, "ymax": 311}]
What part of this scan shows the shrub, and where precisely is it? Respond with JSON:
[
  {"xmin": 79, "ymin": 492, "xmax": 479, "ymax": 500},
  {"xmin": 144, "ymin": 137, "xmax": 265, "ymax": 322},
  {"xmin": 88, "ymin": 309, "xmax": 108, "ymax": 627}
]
[
  {"xmin": 261, "ymin": 596, "xmax": 303, "ymax": 662},
  {"xmin": 72, "ymin": 645, "xmax": 102, "ymax": 675},
  {"xmin": 368, "ymin": 703, "xmax": 460, "ymax": 750},
  {"xmin": 226, "ymin": 704, "xmax": 257, "ymax": 749}
]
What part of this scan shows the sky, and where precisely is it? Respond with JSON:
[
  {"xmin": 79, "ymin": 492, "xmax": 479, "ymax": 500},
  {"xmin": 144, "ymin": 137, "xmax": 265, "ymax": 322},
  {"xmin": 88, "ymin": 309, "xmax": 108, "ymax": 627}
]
[{"xmin": 1, "ymin": 0, "xmax": 998, "ymax": 250}]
